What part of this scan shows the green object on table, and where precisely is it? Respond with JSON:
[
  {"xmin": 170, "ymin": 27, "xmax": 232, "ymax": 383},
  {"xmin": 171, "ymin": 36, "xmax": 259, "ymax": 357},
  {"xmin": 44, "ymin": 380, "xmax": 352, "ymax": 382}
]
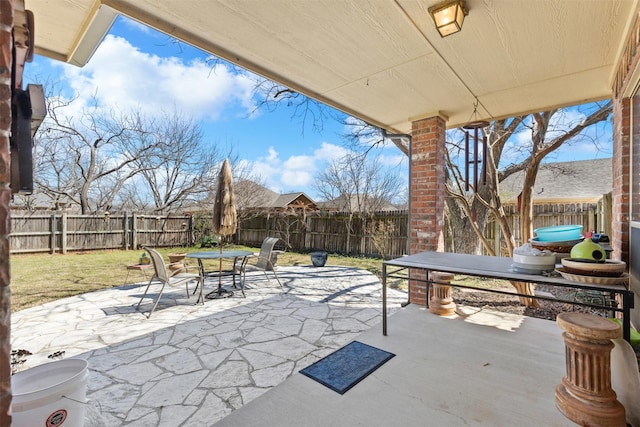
[
  {"xmin": 609, "ymin": 318, "xmax": 640, "ymax": 347},
  {"xmin": 139, "ymin": 252, "xmax": 150, "ymax": 265}
]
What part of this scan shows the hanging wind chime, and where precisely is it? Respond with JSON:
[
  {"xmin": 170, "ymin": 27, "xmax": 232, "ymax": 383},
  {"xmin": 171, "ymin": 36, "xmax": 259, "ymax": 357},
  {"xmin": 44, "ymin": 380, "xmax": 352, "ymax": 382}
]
[{"xmin": 461, "ymin": 103, "xmax": 490, "ymax": 192}]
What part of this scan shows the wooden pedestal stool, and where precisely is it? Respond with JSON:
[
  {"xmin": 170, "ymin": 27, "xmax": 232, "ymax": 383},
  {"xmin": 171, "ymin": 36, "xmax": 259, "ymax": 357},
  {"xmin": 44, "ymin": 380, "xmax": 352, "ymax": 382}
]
[
  {"xmin": 428, "ymin": 271, "xmax": 456, "ymax": 316},
  {"xmin": 555, "ymin": 312, "xmax": 626, "ymax": 427}
]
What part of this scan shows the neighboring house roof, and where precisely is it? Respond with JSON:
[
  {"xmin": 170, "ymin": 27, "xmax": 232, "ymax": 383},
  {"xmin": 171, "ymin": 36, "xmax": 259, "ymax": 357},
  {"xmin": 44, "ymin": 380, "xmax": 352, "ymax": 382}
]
[
  {"xmin": 235, "ymin": 180, "xmax": 317, "ymax": 210},
  {"xmin": 234, "ymin": 180, "xmax": 278, "ymax": 211},
  {"xmin": 499, "ymin": 158, "xmax": 612, "ymax": 203},
  {"xmin": 11, "ymin": 192, "xmax": 76, "ymax": 211},
  {"xmin": 318, "ymin": 194, "xmax": 398, "ymax": 212},
  {"xmin": 271, "ymin": 193, "xmax": 317, "ymax": 210}
]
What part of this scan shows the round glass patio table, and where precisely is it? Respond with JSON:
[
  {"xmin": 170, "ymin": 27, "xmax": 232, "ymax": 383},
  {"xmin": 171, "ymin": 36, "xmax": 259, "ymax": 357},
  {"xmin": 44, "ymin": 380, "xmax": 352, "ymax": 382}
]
[{"xmin": 187, "ymin": 251, "xmax": 253, "ymax": 299}]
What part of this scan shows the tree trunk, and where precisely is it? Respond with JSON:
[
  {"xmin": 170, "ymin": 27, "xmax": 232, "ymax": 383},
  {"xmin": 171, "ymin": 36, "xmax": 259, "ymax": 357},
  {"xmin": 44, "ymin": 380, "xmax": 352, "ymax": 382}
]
[{"xmin": 511, "ymin": 281, "xmax": 540, "ymax": 308}]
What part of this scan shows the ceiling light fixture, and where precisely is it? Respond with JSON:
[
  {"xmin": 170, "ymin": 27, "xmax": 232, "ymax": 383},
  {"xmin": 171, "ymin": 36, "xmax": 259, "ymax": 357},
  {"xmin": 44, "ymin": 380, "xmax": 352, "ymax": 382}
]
[{"xmin": 428, "ymin": 0, "xmax": 468, "ymax": 37}]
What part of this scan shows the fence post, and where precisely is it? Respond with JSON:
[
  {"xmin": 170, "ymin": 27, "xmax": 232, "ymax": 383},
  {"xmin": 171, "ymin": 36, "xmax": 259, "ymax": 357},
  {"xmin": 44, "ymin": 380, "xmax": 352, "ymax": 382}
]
[
  {"xmin": 50, "ymin": 213, "xmax": 56, "ymax": 254},
  {"xmin": 124, "ymin": 212, "xmax": 129, "ymax": 250},
  {"xmin": 61, "ymin": 213, "xmax": 67, "ymax": 254},
  {"xmin": 346, "ymin": 214, "xmax": 352, "ymax": 254},
  {"xmin": 304, "ymin": 215, "xmax": 311, "ymax": 250},
  {"xmin": 132, "ymin": 214, "xmax": 138, "ymax": 250}
]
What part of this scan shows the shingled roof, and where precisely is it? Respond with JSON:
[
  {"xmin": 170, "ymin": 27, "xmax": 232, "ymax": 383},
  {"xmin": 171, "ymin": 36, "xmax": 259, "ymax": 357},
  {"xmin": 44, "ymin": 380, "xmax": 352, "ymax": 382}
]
[
  {"xmin": 499, "ymin": 158, "xmax": 612, "ymax": 203},
  {"xmin": 317, "ymin": 194, "xmax": 399, "ymax": 212},
  {"xmin": 234, "ymin": 180, "xmax": 317, "ymax": 210}
]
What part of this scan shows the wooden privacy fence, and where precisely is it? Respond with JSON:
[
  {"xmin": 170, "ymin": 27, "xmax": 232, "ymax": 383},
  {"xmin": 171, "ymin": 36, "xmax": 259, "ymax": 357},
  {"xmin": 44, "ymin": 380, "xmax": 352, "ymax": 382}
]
[
  {"xmin": 9, "ymin": 200, "xmax": 609, "ymax": 257},
  {"xmin": 236, "ymin": 210, "xmax": 409, "ymax": 258},
  {"xmin": 455, "ymin": 201, "xmax": 608, "ymax": 255},
  {"xmin": 10, "ymin": 213, "xmax": 193, "ymax": 254}
]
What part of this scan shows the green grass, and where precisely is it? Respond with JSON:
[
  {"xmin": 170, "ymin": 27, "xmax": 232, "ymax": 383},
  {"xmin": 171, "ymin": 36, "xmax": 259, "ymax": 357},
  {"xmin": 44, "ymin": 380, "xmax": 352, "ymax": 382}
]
[{"xmin": 9, "ymin": 245, "xmax": 398, "ymax": 312}]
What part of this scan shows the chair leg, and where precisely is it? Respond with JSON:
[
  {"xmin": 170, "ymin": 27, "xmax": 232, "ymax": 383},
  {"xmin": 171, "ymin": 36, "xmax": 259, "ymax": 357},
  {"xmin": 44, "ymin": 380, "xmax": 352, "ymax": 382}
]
[
  {"xmin": 239, "ymin": 267, "xmax": 246, "ymax": 297},
  {"xmin": 266, "ymin": 260, "xmax": 283, "ymax": 287},
  {"xmin": 198, "ymin": 277, "xmax": 205, "ymax": 303},
  {"xmin": 136, "ymin": 276, "xmax": 156, "ymax": 310},
  {"xmin": 146, "ymin": 283, "xmax": 167, "ymax": 318},
  {"xmin": 271, "ymin": 269, "xmax": 283, "ymax": 287}
]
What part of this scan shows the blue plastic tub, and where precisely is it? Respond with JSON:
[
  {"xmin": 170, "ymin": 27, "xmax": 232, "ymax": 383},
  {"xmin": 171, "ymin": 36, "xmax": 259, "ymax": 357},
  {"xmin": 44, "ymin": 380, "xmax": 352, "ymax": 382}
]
[{"xmin": 534, "ymin": 225, "xmax": 583, "ymax": 242}]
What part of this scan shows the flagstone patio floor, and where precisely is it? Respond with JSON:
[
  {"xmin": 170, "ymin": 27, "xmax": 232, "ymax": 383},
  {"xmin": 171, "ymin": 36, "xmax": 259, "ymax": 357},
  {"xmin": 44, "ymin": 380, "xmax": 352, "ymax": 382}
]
[{"xmin": 11, "ymin": 265, "xmax": 408, "ymax": 426}]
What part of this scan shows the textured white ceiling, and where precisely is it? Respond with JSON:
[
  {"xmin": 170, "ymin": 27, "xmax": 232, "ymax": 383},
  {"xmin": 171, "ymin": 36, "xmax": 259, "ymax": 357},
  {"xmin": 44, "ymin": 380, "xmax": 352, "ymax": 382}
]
[{"xmin": 26, "ymin": 0, "xmax": 640, "ymax": 132}]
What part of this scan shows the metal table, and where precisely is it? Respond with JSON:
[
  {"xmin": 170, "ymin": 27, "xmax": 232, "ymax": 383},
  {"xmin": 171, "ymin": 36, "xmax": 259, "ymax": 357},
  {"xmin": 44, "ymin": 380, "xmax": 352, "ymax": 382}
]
[
  {"xmin": 382, "ymin": 251, "xmax": 634, "ymax": 343},
  {"xmin": 187, "ymin": 250, "xmax": 253, "ymax": 299}
]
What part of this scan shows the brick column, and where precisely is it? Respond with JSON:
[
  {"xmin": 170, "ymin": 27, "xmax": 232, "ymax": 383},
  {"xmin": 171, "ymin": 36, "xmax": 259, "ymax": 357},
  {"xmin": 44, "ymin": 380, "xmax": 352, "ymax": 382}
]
[
  {"xmin": 409, "ymin": 115, "xmax": 447, "ymax": 305},
  {"xmin": 611, "ymin": 97, "xmax": 630, "ymax": 264},
  {"xmin": 0, "ymin": 0, "xmax": 12, "ymax": 424}
]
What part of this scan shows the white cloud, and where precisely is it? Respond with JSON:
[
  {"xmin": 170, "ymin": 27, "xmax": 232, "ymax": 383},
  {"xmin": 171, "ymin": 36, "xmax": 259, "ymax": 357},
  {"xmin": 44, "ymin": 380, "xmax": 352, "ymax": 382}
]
[
  {"xmin": 249, "ymin": 147, "xmax": 283, "ymax": 191},
  {"xmin": 246, "ymin": 140, "xmax": 407, "ymax": 196},
  {"xmin": 379, "ymin": 153, "xmax": 408, "ymax": 167},
  {"xmin": 313, "ymin": 142, "xmax": 348, "ymax": 161},
  {"xmin": 283, "ymin": 154, "xmax": 315, "ymax": 170},
  {"xmin": 266, "ymin": 147, "xmax": 279, "ymax": 163},
  {"xmin": 246, "ymin": 142, "xmax": 351, "ymax": 195},
  {"xmin": 58, "ymin": 35, "xmax": 256, "ymax": 121},
  {"xmin": 281, "ymin": 170, "xmax": 314, "ymax": 188}
]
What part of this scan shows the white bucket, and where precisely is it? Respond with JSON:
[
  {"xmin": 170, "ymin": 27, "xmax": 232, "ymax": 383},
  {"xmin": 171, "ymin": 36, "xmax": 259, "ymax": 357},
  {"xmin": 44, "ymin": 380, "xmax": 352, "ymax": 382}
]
[{"xmin": 11, "ymin": 358, "xmax": 88, "ymax": 427}]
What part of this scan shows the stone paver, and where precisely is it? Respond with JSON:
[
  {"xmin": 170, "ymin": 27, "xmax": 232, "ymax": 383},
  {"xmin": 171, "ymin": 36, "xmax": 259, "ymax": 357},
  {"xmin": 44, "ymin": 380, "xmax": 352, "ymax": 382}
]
[{"xmin": 11, "ymin": 265, "xmax": 406, "ymax": 426}]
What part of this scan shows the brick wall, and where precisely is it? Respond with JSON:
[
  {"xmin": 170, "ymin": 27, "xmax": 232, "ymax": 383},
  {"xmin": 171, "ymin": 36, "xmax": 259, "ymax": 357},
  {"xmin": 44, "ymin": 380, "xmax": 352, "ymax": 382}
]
[
  {"xmin": 408, "ymin": 116, "xmax": 447, "ymax": 305},
  {"xmin": 611, "ymin": 98, "xmax": 630, "ymax": 263},
  {"xmin": 0, "ymin": 0, "xmax": 13, "ymax": 423}
]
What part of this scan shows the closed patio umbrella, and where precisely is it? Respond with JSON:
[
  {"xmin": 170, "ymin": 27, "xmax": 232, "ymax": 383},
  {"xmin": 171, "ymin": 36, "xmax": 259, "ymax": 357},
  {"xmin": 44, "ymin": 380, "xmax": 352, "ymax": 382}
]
[{"xmin": 211, "ymin": 158, "xmax": 237, "ymax": 298}]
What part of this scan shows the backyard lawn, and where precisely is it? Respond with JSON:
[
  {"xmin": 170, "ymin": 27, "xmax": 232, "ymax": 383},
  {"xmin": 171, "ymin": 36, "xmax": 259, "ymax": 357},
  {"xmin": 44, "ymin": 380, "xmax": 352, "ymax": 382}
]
[{"xmin": 9, "ymin": 246, "xmax": 398, "ymax": 312}]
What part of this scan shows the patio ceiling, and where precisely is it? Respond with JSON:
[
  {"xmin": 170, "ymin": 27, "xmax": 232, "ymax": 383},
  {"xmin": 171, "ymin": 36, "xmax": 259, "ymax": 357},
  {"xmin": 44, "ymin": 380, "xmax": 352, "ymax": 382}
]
[{"xmin": 26, "ymin": 0, "xmax": 640, "ymax": 132}]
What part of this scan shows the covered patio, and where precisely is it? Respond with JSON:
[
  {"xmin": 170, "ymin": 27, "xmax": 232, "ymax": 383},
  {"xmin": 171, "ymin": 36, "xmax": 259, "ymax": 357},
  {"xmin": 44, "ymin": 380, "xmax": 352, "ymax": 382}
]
[
  {"xmin": 3, "ymin": 0, "xmax": 640, "ymax": 425},
  {"xmin": 11, "ymin": 266, "xmax": 571, "ymax": 426}
]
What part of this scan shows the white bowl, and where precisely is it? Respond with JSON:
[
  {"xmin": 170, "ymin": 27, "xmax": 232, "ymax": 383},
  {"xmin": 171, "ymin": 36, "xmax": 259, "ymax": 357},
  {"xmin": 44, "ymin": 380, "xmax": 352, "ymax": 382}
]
[{"xmin": 513, "ymin": 253, "xmax": 556, "ymax": 274}]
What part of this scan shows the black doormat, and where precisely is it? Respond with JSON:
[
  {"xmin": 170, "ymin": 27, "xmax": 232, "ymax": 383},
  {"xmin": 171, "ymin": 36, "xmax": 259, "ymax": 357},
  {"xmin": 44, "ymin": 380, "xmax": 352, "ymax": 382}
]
[{"xmin": 299, "ymin": 341, "xmax": 395, "ymax": 394}]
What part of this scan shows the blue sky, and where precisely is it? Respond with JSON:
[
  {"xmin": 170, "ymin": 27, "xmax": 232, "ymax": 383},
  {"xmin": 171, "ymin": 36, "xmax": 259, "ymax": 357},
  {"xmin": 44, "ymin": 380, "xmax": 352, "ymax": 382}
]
[
  {"xmin": 24, "ymin": 16, "xmax": 406, "ymax": 202},
  {"xmin": 24, "ymin": 15, "xmax": 612, "ymax": 202}
]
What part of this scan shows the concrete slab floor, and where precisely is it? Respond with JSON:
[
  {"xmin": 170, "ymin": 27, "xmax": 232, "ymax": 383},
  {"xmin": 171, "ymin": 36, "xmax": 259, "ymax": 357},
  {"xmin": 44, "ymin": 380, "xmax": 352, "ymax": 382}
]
[{"xmin": 216, "ymin": 304, "xmax": 574, "ymax": 427}]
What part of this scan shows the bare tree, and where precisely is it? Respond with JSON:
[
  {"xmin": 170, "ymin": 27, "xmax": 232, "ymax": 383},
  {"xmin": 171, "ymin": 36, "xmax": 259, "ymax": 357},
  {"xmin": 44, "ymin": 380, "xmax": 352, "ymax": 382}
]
[
  {"xmin": 130, "ymin": 110, "xmax": 226, "ymax": 213},
  {"xmin": 314, "ymin": 150, "xmax": 405, "ymax": 213},
  {"xmin": 33, "ymin": 86, "xmax": 233, "ymax": 214},
  {"xmin": 250, "ymin": 79, "xmax": 336, "ymax": 136},
  {"xmin": 444, "ymin": 102, "xmax": 612, "ymax": 306},
  {"xmin": 34, "ymin": 93, "xmax": 160, "ymax": 213},
  {"xmin": 445, "ymin": 101, "xmax": 612, "ymax": 257}
]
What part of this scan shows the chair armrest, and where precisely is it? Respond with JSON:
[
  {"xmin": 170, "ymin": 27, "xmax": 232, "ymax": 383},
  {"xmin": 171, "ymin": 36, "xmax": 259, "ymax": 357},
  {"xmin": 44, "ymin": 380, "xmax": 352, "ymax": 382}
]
[{"xmin": 168, "ymin": 262, "xmax": 189, "ymax": 276}]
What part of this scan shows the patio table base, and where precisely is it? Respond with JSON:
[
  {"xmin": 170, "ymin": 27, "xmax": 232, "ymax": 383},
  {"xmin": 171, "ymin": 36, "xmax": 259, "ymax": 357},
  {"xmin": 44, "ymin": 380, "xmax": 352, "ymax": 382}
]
[{"xmin": 206, "ymin": 288, "xmax": 234, "ymax": 299}]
